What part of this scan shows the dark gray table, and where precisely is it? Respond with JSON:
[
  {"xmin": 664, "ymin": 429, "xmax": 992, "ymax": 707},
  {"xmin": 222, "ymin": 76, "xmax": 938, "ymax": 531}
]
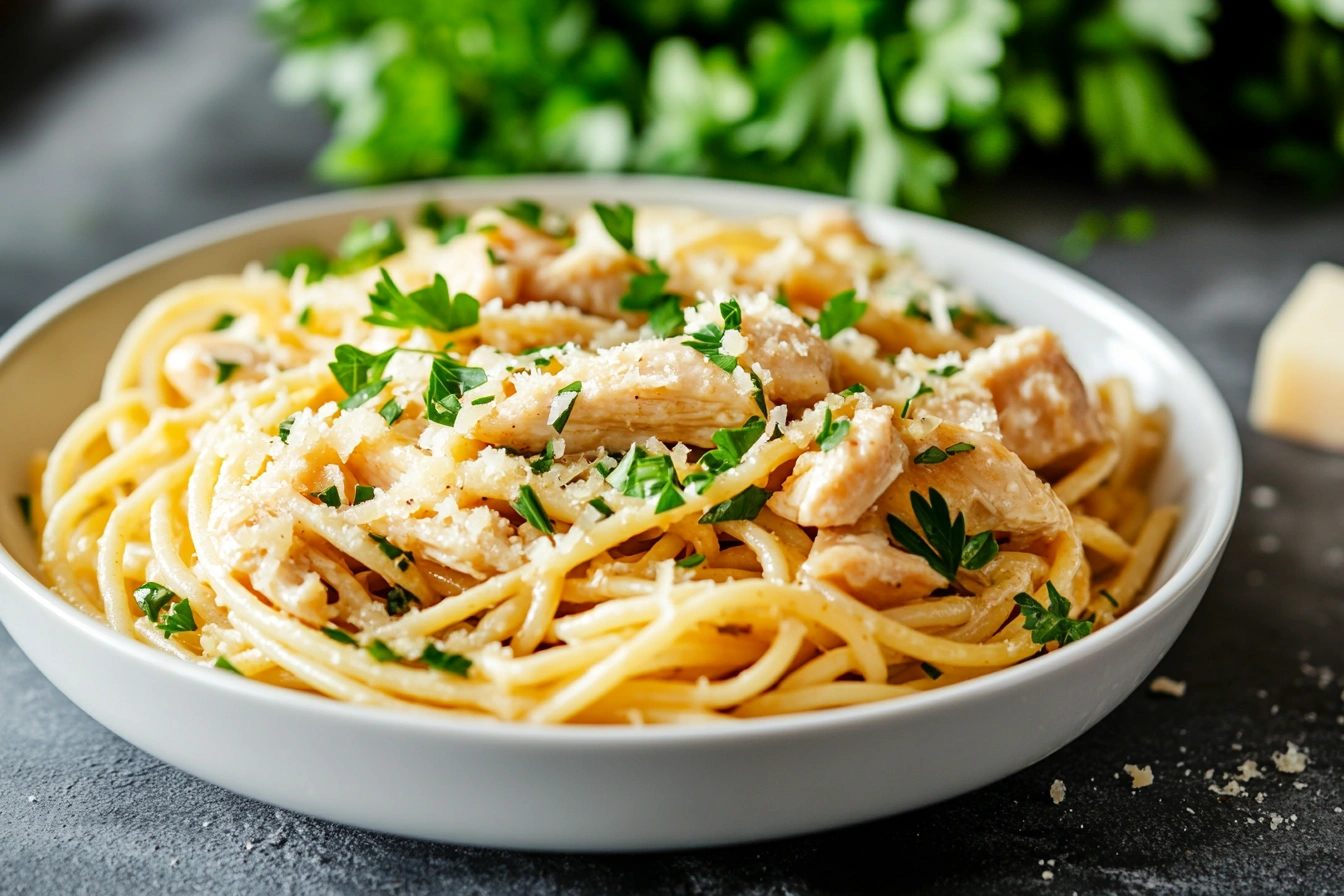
[{"xmin": 4, "ymin": 2, "xmax": 1343, "ymax": 893}]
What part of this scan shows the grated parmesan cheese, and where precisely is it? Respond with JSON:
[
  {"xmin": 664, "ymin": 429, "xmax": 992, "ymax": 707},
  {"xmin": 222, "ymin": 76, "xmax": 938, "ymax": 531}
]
[
  {"xmin": 1123, "ymin": 764, "xmax": 1154, "ymax": 788},
  {"xmin": 1050, "ymin": 779, "xmax": 1066, "ymax": 805},
  {"xmin": 1272, "ymin": 742, "xmax": 1309, "ymax": 773},
  {"xmin": 1148, "ymin": 676, "xmax": 1187, "ymax": 697}
]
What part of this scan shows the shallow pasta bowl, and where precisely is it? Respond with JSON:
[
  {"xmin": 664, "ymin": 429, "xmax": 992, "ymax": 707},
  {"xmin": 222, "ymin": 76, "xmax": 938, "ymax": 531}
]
[{"xmin": 0, "ymin": 175, "xmax": 1240, "ymax": 850}]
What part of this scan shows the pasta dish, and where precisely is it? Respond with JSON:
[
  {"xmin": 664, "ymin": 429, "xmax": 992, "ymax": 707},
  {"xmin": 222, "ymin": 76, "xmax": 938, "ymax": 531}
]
[{"xmin": 30, "ymin": 199, "xmax": 1177, "ymax": 724}]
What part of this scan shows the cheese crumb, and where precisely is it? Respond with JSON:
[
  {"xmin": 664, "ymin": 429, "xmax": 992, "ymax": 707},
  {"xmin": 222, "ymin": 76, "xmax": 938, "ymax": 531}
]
[
  {"xmin": 1123, "ymin": 764, "xmax": 1154, "ymax": 788},
  {"xmin": 1235, "ymin": 760, "xmax": 1263, "ymax": 782},
  {"xmin": 1209, "ymin": 780, "xmax": 1244, "ymax": 797},
  {"xmin": 1042, "ymin": 870, "xmax": 1054, "ymax": 881},
  {"xmin": 1148, "ymin": 676, "xmax": 1187, "ymax": 697},
  {"xmin": 1050, "ymin": 779, "xmax": 1066, "ymax": 805},
  {"xmin": 1272, "ymin": 742, "xmax": 1309, "ymax": 773}
]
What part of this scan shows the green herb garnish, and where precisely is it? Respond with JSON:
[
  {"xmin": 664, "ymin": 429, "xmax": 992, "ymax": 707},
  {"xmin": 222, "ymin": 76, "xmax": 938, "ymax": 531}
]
[
  {"xmin": 156, "ymin": 598, "xmax": 196, "ymax": 639},
  {"xmin": 817, "ymin": 289, "xmax": 867, "ymax": 339},
  {"xmin": 749, "ymin": 371, "xmax": 768, "ymax": 416},
  {"xmin": 913, "ymin": 442, "xmax": 975, "ymax": 465},
  {"xmin": 297, "ymin": 306, "xmax": 313, "ymax": 327},
  {"xmin": 928, "ymin": 365, "xmax": 961, "ymax": 377},
  {"xmin": 921, "ymin": 662, "xmax": 943, "ymax": 680},
  {"xmin": 379, "ymin": 398, "xmax": 403, "ymax": 426},
  {"xmin": 676, "ymin": 553, "xmax": 706, "ymax": 568},
  {"xmin": 1100, "ymin": 588, "xmax": 1119, "ymax": 607},
  {"xmin": 589, "ymin": 496, "xmax": 614, "ymax": 518},
  {"xmin": 497, "ymin": 199, "xmax": 543, "ymax": 228},
  {"xmin": 365, "ymin": 269, "xmax": 479, "ymax": 332},
  {"xmin": 214, "ymin": 360, "xmax": 239, "ymax": 384},
  {"xmin": 886, "ymin": 488, "xmax": 999, "ymax": 582},
  {"xmin": 1015, "ymin": 582, "xmax": 1093, "ymax": 647},
  {"xmin": 593, "ymin": 201, "xmax": 635, "ymax": 252},
  {"xmin": 278, "ymin": 415, "xmax": 295, "ymax": 444},
  {"xmin": 334, "ymin": 217, "xmax": 404, "ymax": 273},
  {"xmin": 684, "ymin": 324, "xmax": 738, "ymax": 373},
  {"xmin": 214, "ymin": 656, "xmax": 244, "ymax": 675},
  {"xmin": 133, "ymin": 582, "xmax": 175, "ymax": 623},
  {"xmin": 699, "ymin": 485, "xmax": 772, "ymax": 524},
  {"xmin": 366, "ymin": 639, "xmax": 401, "ymax": 662},
  {"xmin": 619, "ymin": 270, "xmax": 684, "ymax": 338},
  {"xmin": 16, "ymin": 495, "xmax": 31, "ymax": 529},
  {"xmin": 321, "ymin": 626, "xmax": 357, "ymax": 645},
  {"xmin": 421, "ymin": 644, "xmax": 472, "ymax": 676},
  {"xmin": 513, "ymin": 484, "xmax": 555, "ymax": 534},
  {"xmin": 816, "ymin": 408, "xmax": 850, "ymax": 451},
  {"xmin": 901, "ymin": 382, "xmax": 934, "ymax": 418},
  {"xmin": 353, "ymin": 484, "xmax": 375, "ymax": 505},
  {"xmin": 548, "ymin": 381, "xmax": 582, "ymax": 433},
  {"xmin": 312, "ymin": 485, "xmax": 341, "ymax": 507},
  {"xmin": 530, "ymin": 440, "xmax": 556, "ymax": 474},
  {"xmin": 424, "ymin": 356, "xmax": 488, "ymax": 426},
  {"xmin": 383, "ymin": 585, "xmax": 420, "ymax": 616},
  {"xmin": 267, "ymin": 246, "xmax": 329, "ymax": 284},
  {"xmin": 418, "ymin": 202, "xmax": 467, "ymax": 243},
  {"xmin": 210, "ymin": 313, "xmax": 236, "ymax": 332}
]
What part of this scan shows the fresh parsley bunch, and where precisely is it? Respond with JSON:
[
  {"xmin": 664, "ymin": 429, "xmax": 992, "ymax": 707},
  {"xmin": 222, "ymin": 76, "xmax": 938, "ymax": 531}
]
[{"xmin": 260, "ymin": 0, "xmax": 1344, "ymax": 211}]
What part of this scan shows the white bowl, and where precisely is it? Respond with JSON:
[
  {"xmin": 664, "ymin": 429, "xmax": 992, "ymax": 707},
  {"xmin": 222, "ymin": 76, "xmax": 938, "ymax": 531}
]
[{"xmin": 0, "ymin": 175, "xmax": 1240, "ymax": 850}]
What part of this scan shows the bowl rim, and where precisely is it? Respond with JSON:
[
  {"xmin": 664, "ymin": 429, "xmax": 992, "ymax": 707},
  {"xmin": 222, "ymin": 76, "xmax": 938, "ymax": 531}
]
[{"xmin": 0, "ymin": 173, "xmax": 1242, "ymax": 747}]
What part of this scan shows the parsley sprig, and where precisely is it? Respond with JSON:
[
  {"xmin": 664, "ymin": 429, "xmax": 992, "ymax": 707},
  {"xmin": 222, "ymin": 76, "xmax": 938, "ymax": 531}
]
[
  {"xmin": 548, "ymin": 381, "xmax": 582, "ymax": 433},
  {"xmin": 684, "ymin": 302, "xmax": 743, "ymax": 373},
  {"xmin": 417, "ymin": 202, "xmax": 467, "ymax": 244},
  {"xmin": 593, "ymin": 201, "xmax": 635, "ymax": 252},
  {"xmin": 618, "ymin": 268, "xmax": 684, "ymax": 338},
  {"xmin": 816, "ymin": 289, "xmax": 868, "ymax": 339},
  {"xmin": 816, "ymin": 409, "xmax": 850, "ymax": 451},
  {"xmin": 514, "ymin": 484, "xmax": 555, "ymax": 534},
  {"xmin": 607, "ymin": 447, "xmax": 685, "ymax": 512},
  {"xmin": 365, "ymin": 269, "xmax": 479, "ymax": 332},
  {"xmin": 424, "ymin": 355, "xmax": 488, "ymax": 426},
  {"xmin": 1015, "ymin": 582, "xmax": 1093, "ymax": 646},
  {"xmin": 329, "ymin": 344, "xmax": 396, "ymax": 409},
  {"xmin": 912, "ymin": 442, "xmax": 975, "ymax": 464},
  {"xmin": 886, "ymin": 488, "xmax": 999, "ymax": 582},
  {"xmin": 498, "ymin": 199, "xmax": 543, "ymax": 228}
]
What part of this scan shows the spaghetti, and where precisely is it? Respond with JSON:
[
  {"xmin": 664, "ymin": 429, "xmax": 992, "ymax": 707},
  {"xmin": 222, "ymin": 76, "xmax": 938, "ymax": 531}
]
[{"xmin": 32, "ymin": 201, "xmax": 1177, "ymax": 724}]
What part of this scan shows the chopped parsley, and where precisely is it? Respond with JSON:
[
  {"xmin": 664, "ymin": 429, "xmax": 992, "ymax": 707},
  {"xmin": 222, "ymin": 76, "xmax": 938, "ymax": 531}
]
[
  {"xmin": 684, "ymin": 324, "xmax": 738, "ymax": 373},
  {"xmin": 421, "ymin": 644, "xmax": 472, "ymax": 676},
  {"xmin": 277, "ymin": 415, "xmax": 295, "ymax": 444},
  {"xmin": 417, "ymin": 202, "xmax": 467, "ymax": 243},
  {"xmin": 353, "ymin": 484, "xmax": 375, "ymax": 505},
  {"xmin": 749, "ymin": 371, "xmax": 768, "ymax": 416},
  {"xmin": 497, "ymin": 198, "xmax": 543, "ymax": 228},
  {"xmin": 1015, "ymin": 582, "xmax": 1093, "ymax": 646},
  {"xmin": 365, "ymin": 269, "xmax": 479, "ymax": 332},
  {"xmin": 588, "ymin": 497, "xmax": 614, "ymax": 518},
  {"xmin": 424, "ymin": 356, "xmax": 488, "ymax": 426},
  {"xmin": 593, "ymin": 201, "xmax": 635, "ymax": 252},
  {"xmin": 529, "ymin": 440, "xmax": 556, "ymax": 474},
  {"xmin": 816, "ymin": 408, "xmax": 850, "ymax": 451},
  {"xmin": 618, "ymin": 269, "xmax": 684, "ymax": 338},
  {"xmin": 675, "ymin": 553, "xmax": 706, "ymax": 568},
  {"xmin": 16, "ymin": 495, "xmax": 31, "ymax": 528},
  {"xmin": 886, "ymin": 488, "xmax": 999, "ymax": 582},
  {"xmin": 901, "ymin": 381, "xmax": 934, "ymax": 418},
  {"xmin": 321, "ymin": 626, "xmax": 357, "ymax": 645},
  {"xmin": 365, "ymin": 639, "xmax": 401, "ymax": 662},
  {"xmin": 513, "ymin": 484, "xmax": 555, "ymax": 534},
  {"xmin": 214, "ymin": 360, "xmax": 239, "ymax": 384},
  {"xmin": 719, "ymin": 298, "xmax": 743, "ymax": 331},
  {"xmin": 700, "ymin": 417, "xmax": 766, "ymax": 478},
  {"xmin": 839, "ymin": 383, "xmax": 866, "ymax": 396},
  {"xmin": 312, "ymin": 485, "xmax": 341, "ymax": 507},
  {"xmin": 904, "ymin": 298, "xmax": 932, "ymax": 321},
  {"xmin": 606, "ymin": 447, "xmax": 684, "ymax": 512},
  {"xmin": 133, "ymin": 582, "xmax": 176, "ymax": 623},
  {"xmin": 920, "ymin": 662, "xmax": 943, "ymax": 680},
  {"xmin": 210, "ymin": 313, "xmax": 236, "ymax": 332},
  {"xmin": 383, "ymin": 585, "xmax": 420, "ymax": 616},
  {"xmin": 548, "ymin": 381, "xmax": 582, "ymax": 434},
  {"xmin": 1100, "ymin": 588, "xmax": 1119, "ymax": 607},
  {"xmin": 214, "ymin": 656, "xmax": 243, "ymax": 675},
  {"xmin": 156, "ymin": 598, "xmax": 196, "ymax": 639},
  {"xmin": 267, "ymin": 246, "xmax": 330, "ymax": 284},
  {"xmin": 816, "ymin": 289, "xmax": 867, "ymax": 339},
  {"xmin": 912, "ymin": 442, "xmax": 976, "ymax": 465},
  {"xmin": 379, "ymin": 398, "xmax": 403, "ymax": 426},
  {"xmin": 369, "ymin": 533, "xmax": 406, "ymax": 561},
  {"xmin": 928, "ymin": 365, "xmax": 961, "ymax": 377},
  {"xmin": 699, "ymin": 485, "xmax": 771, "ymax": 523},
  {"xmin": 471, "ymin": 395, "xmax": 495, "ymax": 406},
  {"xmin": 330, "ymin": 344, "xmax": 396, "ymax": 409},
  {"xmin": 297, "ymin": 306, "xmax": 313, "ymax": 327},
  {"xmin": 334, "ymin": 217, "xmax": 404, "ymax": 273},
  {"xmin": 485, "ymin": 246, "xmax": 502, "ymax": 266}
]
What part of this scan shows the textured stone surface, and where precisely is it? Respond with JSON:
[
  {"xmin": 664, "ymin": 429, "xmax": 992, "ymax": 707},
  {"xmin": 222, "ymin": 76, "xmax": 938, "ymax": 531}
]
[{"xmin": 5, "ymin": 2, "xmax": 1344, "ymax": 893}]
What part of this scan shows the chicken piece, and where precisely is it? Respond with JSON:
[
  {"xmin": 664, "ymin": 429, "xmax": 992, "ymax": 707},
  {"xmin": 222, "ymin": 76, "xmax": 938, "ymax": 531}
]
[
  {"xmin": 802, "ymin": 522, "xmax": 946, "ymax": 609},
  {"xmin": 466, "ymin": 340, "xmax": 758, "ymax": 453},
  {"xmin": 873, "ymin": 348, "xmax": 1003, "ymax": 436},
  {"xmin": 164, "ymin": 332, "xmax": 296, "ymax": 402},
  {"xmin": 963, "ymin": 327, "xmax": 1103, "ymax": 472},
  {"xmin": 883, "ymin": 419, "xmax": 1070, "ymax": 551},
  {"xmin": 738, "ymin": 294, "xmax": 833, "ymax": 409},
  {"xmin": 477, "ymin": 302, "xmax": 636, "ymax": 355},
  {"xmin": 768, "ymin": 406, "xmax": 907, "ymax": 528},
  {"xmin": 517, "ymin": 208, "xmax": 645, "ymax": 320}
]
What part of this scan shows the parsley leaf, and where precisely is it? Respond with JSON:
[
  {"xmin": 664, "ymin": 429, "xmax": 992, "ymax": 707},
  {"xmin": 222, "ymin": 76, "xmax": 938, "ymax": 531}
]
[
  {"xmin": 913, "ymin": 442, "xmax": 974, "ymax": 464},
  {"xmin": 530, "ymin": 440, "xmax": 556, "ymax": 474},
  {"xmin": 1014, "ymin": 582, "xmax": 1093, "ymax": 646},
  {"xmin": 1100, "ymin": 588, "xmax": 1119, "ymax": 607},
  {"xmin": 699, "ymin": 485, "xmax": 771, "ymax": 523},
  {"xmin": 210, "ymin": 313, "xmax": 236, "ymax": 332},
  {"xmin": 886, "ymin": 487, "xmax": 997, "ymax": 582},
  {"xmin": 312, "ymin": 485, "xmax": 341, "ymax": 507},
  {"xmin": 16, "ymin": 494, "xmax": 32, "ymax": 529},
  {"xmin": 548, "ymin": 381, "xmax": 582, "ymax": 433},
  {"xmin": 278, "ymin": 415, "xmax": 295, "ymax": 444},
  {"xmin": 749, "ymin": 371, "xmax": 768, "ymax": 416},
  {"xmin": 379, "ymin": 398, "xmax": 403, "ymax": 426},
  {"xmin": 928, "ymin": 365, "xmax": 961, "ymax": 377},
  {"xmin": 214, "ymin": 360, "xmax": 239, "ymax": 384},
  {"xmin": 816, "ymin": 408, "xmax": 850, "ymax": 451},
  {"xmin": 330, "ymin": 344, "xmax": 396, "ymax": 401},
  {"xmin": 817, "ymin": 289, "xmax": 867, "ymax": 339},
  {"xmin": 589, "ymin": 496, "xmax": 614, "ymax": 518},
  {"xmin": 369, "ymin": 533, "xmax": 406, "ymax": 560},
  {"xmin": 133, "ymin": 582, "xmax": 176, "ymax": 623},
  {"xmin": 684, "ymin": 324, "xmax": 737, "ymax": 373},
  {"xmin": 421, "ymin": 644, "xmax": 472, "ymax": 676},
  {"xmin": 424, "ymin": 356, "xmax": 488, "ymax": 426},
  {"xmin": 214, "ymin": 656, "xmax": 243, "ymax": 675},
  {"xmin": 384, "ymin": 585, "xmax": 420, "ymax": 616},
  {"xmin": 297, "ymin": 306, "xmax": 313, "ymax": 327},
  {"xmin": 619, "ymin": 270, "xmax": 684, "ymax": 338},
  {"xmin": 593, "ymin": 201, "xmax": 635, "ymax": 252},
  {"xmin": 839, "ymin": 383, "xmax": 866, "ymax": 396},
  {"xmin": 333, "ymin": 217, "xmax": 404, "ymax": 274},
  {"xmin": 366, "ymin": 639, "xmax": 401, "ymax": 662},
  {"xmin": 921, "ymin": 662, "xmax": 943, "ymax": 680},
  {"xmin": 365, "ymin": 269, "xmax": 479, "ymax": 332},
  {"xmin": 514, "ymin": 484, "xmax": 554, "ymax": 534},
  {"xmin": 676, "ymin": 553, "xmax": 705, "ymax": 568},
  {"xmin": 418, "ymin": 202, "xmax": 467, "ymax": 243},
  {"xmin": 701, "ymin": 416, "xmax": 766, "ymax": 477},
  {"xmin": 156, "ymin": 598, "xmax": 196, "ymax": 639},
  {"xmin": 904, "ymin": 298, "xmax": 933, "ymax": 321},
  {"xmin": 321, "ymin": 626, "xmax": 357, "ymax": 645},
  {"xmin": 498, "ymin": 199, "xmax": 543, "ymax": 228},
  {"xmin": 267, "ymin": 246, "xmax": 329, "ymax": 284},
  {"xmin": 353, "ymin": 484, "xmax": 375, "ymax": 505},
  {"xmin": 719, "ymin": 298, "xmax": 743, "ymax": 331},
  {"xmin": 901, "ymin": 381, "xmax": 934, "ymax": 418}
]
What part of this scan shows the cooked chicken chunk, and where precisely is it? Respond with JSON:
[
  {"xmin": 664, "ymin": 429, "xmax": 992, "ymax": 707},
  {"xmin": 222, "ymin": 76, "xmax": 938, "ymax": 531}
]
[
  {"xmin": 738, "ymin": 294, "xmax": 834, "ymax": 408},
  {"xmin": 466, "ymin": 340, "xmax": 757, "ymax": 453},
  {"xmin": 164, "ymin": 332, "xmax": 296, "ymax": 402},
  {"xmin": 768, "ymin": 406, "xmax": 907, "ymax": 528},
  {"xmin": 883, "ymin": 419, "xmax": 1070, "ymax": 551},
  {"xmin": 478, "ymin": 302, "xmax": 636, "ymax": 355},
  {"xmin": 963, "ymin": 327, "xmax": 1104, "ymax": 472},
  {"xmin": 802, "ymin": 523, "xmax": 946, "ymax": 609}
]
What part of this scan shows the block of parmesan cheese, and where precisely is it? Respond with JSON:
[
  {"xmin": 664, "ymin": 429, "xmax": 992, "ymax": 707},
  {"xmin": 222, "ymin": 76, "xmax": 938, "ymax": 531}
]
[{"xmin": 1250, "ymin": 262, "xmax": 1344, "ymax": 450}]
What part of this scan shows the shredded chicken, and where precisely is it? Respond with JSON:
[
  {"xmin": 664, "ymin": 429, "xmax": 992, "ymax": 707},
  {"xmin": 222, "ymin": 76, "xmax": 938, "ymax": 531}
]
[{"xmin": 802, "ymin": 523, "xmax": 946, "ymax": 608}]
